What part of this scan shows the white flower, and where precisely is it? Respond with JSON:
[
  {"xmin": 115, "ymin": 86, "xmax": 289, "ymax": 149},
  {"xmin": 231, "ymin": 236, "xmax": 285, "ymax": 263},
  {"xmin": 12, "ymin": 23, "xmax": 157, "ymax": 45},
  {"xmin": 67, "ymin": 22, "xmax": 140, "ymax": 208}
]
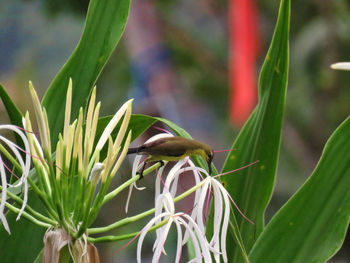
[
  {"xmin": 195, "ymin": 175, "xmax": 231, "ymax": 263},
  {"xmin": 137, "ymin": 192, "xmax": 213, "ymax": 263},
  {"xmin": 0, "ymin": 123, "xmax": 31, "ymax": 233},
  {"xmin": 127, "ymin": 133, "xmax": 254, "ymax": 262},
  {"xmin": 331, "ymin": 62, "xmax": 350, "ymax": 71}
]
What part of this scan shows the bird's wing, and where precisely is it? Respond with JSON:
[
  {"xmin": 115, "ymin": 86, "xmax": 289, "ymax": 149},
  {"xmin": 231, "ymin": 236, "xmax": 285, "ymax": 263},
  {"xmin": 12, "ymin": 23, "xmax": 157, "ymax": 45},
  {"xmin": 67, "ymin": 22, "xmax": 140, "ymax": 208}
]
[{"xmin": 140, "ymin": 138, "xmax": 187, "ymax": 157}]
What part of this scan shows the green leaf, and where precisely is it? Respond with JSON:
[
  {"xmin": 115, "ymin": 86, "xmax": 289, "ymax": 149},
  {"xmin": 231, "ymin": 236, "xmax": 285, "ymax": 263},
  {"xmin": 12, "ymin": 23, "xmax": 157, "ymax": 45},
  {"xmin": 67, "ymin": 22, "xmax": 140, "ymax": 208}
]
[
  {"xmin": 249, "ymin": 116, "xmax": 350, "ymax": 262},
  {"xmin": 33, "ymin": 249, "xmax": 43, "ymax": 263},
  {"xmin": 221, "ymin": 0, "xmax": 290, "ymax": 260},
  {"xmin": 42, "ymin": 0, "xmax": 131, "ymax": 147},
  {"xmin": 0, "ymin": 83, "xmax": 23, "ymax": 127},
  {"xmin": 0, "ymin": 193, "xmax": 45, "ymax": 263},
  {"xmin": 0, "ymin": 83, "xmax": 25, "ymax": 151}
]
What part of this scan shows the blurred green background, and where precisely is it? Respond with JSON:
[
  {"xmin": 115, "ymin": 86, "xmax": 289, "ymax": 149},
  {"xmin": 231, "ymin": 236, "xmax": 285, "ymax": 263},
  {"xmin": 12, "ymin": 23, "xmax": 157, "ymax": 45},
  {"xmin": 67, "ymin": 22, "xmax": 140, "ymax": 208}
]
[{"xmin": 1, "ymin": 0, "xmax": 350, "ymax": 262}]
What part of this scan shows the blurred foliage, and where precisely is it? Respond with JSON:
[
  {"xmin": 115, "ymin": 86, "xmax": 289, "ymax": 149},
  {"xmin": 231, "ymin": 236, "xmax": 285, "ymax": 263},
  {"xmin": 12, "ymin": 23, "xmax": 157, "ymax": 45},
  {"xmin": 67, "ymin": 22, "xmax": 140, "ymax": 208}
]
[{"xmin": 24, "ymin": 0, "xmax": 89, "ymax": 16}]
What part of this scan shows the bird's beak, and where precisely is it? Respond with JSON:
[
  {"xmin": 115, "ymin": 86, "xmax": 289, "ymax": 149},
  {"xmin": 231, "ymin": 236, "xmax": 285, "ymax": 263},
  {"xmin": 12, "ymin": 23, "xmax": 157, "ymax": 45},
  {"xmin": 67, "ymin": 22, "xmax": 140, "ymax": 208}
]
[{"xmin": 208, "ymin": 156, "xmax": 213, "ymax": 175}]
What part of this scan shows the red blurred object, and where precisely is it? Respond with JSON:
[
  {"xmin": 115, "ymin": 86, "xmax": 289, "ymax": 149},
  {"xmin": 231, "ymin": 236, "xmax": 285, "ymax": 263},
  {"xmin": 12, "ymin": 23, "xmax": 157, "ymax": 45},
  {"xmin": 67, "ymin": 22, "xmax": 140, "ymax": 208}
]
[{"xmin": 229, "ymin": 0, "xmax": 259, "ymax": 126}]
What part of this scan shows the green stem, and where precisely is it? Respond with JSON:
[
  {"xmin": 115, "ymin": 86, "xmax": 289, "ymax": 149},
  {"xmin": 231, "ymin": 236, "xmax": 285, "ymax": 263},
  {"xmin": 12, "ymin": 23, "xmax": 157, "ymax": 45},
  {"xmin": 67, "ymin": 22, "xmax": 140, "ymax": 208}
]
[
  {"xmin": 84, "ymin": 162, "xmax": 165, "ymax": 235},
  {"xmin": 88, "ymin": 178, "xmax": 204, "ymax": 235},
  {"xmin": 27, "ymin": 176, "xmax": 59, "ymax": 221},
  {"xmin": 0, "ymin": 144, "xmax": 22, "ymax": 172},
  {"xmin": 102, "ymin": 162, "xmax": 164, "ymax": 205},
  {"xmin": 0, "ymin": 185, "xmax": 57, "ymax": 226},
  {"xmin": 4, "ymin": 201, "xmax": 51, "ymax": 228},
  {"xmin": 88, "ymin": 219, "xmax": 169, "ymax": 243}
]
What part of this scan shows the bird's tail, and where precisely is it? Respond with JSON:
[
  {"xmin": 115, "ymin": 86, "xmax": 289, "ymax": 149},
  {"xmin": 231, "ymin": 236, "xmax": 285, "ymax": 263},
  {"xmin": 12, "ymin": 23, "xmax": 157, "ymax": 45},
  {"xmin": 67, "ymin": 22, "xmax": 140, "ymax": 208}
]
[{"xmin": 127, "ymin": 147, "xmax": 139, "ymax": 155}]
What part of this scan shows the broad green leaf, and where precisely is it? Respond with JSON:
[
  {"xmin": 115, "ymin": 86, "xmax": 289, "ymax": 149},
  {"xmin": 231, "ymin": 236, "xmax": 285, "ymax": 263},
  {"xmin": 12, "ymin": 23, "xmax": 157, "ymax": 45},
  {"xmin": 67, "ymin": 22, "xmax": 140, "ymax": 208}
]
[
  {"xmin": 0, "ymin": 193, "xmax": 46, "ymax": 263},
  {"xmin": 42, "ymin": 0, "xmax": 130, "ymax": 147},
  {"xmin": 0, "ymin": 83, "xmax": 25, "ymax": 150},
  {"xmin": 33, "ymin": 249, "xmax": 43, "ymax": 263},
  {"xmin": 0, "ymin": 83, "xmax": 23, "ymax": 127},
  {"xmin": 249, "ymin": 116, "xmax": 350, "ymax": 262},
  {"xmin": 221, "ymin": 0, "xmax": 290, "ymax": 260}
]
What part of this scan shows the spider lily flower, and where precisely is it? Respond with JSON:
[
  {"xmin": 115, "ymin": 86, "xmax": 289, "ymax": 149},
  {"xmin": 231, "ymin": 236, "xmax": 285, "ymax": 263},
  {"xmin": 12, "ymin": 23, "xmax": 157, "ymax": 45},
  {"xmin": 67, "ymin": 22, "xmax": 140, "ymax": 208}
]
[
  {"xmin": 137, "ymin": 192, "xmax": 213, "ymax": 263},
  {"xmin": 157, "ymin": 165, "xmax": 231, "ymax": 263},
  {"xmin": 128, "ymin": 132, "xmax": 235, "ymax": 262},
  {"xmin": 0, "ymin": 124, "xmax": 31, "ymax": 234},
  {"xmin": 194, "ymin": 174, "xmax": 231, "ymax": 263},
  {"xmin": 5, "ymin": 79, "xmax": 133, "ymax": 243}
]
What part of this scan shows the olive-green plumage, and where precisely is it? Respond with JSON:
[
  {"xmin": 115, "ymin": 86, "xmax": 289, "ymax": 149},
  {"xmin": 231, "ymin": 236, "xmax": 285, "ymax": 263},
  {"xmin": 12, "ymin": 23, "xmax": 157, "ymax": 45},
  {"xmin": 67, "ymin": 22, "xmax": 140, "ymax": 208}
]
[{"xmin": 127, "ymin": 137, "xmax": 214, "ymax": 176}]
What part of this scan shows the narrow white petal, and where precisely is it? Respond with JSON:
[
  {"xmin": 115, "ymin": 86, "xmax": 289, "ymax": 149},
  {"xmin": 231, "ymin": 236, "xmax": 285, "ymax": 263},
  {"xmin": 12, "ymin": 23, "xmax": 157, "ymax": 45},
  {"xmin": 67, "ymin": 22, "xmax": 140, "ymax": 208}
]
[
  {"xmin": 137, "ymin": 212, "xmax": 170, "ymax": 263},
  {"xmin": 154, "ymin": 165, "xmax": 166, "ymax": 203},
  {"xmin": 0, "ymin": 154, "xmax": 10, "ymax": 234},
  {"xmin": 174, "ymin": 219, "xmax": 183, "ymax": 263},
  {"xmin": 0, "ymin": 124, "xmax": 31, "ymax": 183},
  {"xmin": 154, "ymin": 194, "xmax": 167, "ymax": 241},
  {"xmin": 187, "ymin": 159, "xmax": 203, "ymax": 184},
  {"xmin": 164, "ymin": 158, "xmax": 187, "ymax": 196},
  {"xmin": 152, "ymin": 219, "xmax": 173, "ymax": 263},
  {"xmin": 182, "ymin": 175, "xmax": 209, "ymax": 245},
  {"xmin": 196, "ymin": 179, "xmax": 211, "ymax": 233},
  {"xmin": 182, "ymin": 162, "xmax": 203, "ymax": 244},
  {"xmin": 16, "ymin": 179, "xmax": 28, "ymax": 221},
  {"xmin": 96, "ymin": 99, "xmax": 132, "ymax": 151},
  {"xmin": 182, "ymin": 214, "xmax": 212, "ymax": 263},
  {"xmin": 146, "ymin": 133, "xmax": 173, "ymax": 143},
  {"xmin": 163, "ymin": 193, "xmax": 175, "ymax": 214},
  {"xmin": 0, "ymin": 136, "xmax": 25, "ymax": 174},
  {"xmin": 177, "ymin": 217, "xmax": 202, "ymax": 263},
  {"xmin": 125, "ymin": 155, "xmax": 144, "ymax": 214},
  {"xmin": 330, "ymin": 62, "xmax": 350, "ymax": 71},
  {"xmin": 210, "ymin": 181, "xmax": 223, "ymax": 262},
  {"xmin": 216, "ymin": 181, "xmax": 231, "ymax": 263},
  {"xmin": 125, "ymin": 184, "xmax": 133, "ymax": 214},
  {"xmin": 211, "ymin": 181, "xmax": 223, "ymax": 243}
]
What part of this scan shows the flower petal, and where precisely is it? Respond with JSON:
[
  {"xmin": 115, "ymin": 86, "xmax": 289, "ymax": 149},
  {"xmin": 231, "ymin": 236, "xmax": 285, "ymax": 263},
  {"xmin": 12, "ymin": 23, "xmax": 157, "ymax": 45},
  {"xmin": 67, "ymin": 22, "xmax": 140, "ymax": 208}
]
[{"xmin": 0, "ymin": 154, "xmax": 10, "ymax": 234}]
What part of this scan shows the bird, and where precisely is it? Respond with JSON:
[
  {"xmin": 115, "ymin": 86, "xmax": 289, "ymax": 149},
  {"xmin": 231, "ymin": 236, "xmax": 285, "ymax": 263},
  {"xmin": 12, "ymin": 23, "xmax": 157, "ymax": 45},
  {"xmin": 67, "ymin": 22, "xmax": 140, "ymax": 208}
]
[{"xmin": 127, "ymin": 136, "xmax": 214, "ymax": 178}]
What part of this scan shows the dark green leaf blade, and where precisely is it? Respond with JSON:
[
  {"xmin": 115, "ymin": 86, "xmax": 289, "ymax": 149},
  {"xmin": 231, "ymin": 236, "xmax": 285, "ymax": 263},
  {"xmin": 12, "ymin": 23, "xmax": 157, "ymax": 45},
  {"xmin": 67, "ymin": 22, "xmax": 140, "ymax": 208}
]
[
  {"xmin": 0, "ymin": 193, "xmax": 46, "ymax": 263},
  {"xmin": 0, "ymin": 83, "xmax": 25, "ymax": 149},
  {"xmin": 42, "ymin": 0, "xmax": 131, "ymax": 146},
  {"xmin": 249, "ymin": 116, "xmax": 350, "ymax": 263},
  {"xmin": 221, "ymin": 0, "xmax": 290, "ymax": 260},
  {"xmin": 0, "ymin": 83, "xmax": 23, "ymax": 126}
]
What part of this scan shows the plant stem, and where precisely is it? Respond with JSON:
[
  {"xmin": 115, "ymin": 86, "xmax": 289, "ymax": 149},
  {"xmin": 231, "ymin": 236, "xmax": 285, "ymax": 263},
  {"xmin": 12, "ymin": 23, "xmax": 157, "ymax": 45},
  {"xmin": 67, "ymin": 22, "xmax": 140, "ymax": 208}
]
[
  {"xmin": 0, "ymin": 185, "xmax": 57, "ymax": 225},
  {"xmin": 102, "ymin": 161, "xmax": 164, "ymax": 205},
  {"xmin": 88, "ymin": 178, "xmax": 204, "ymax": 234},
  {"xmin": 88, "ymin": 219, "xmax": 168, "ymax": 243},
  {"xmin": 3, "ymin": 201, "xmax": 51, "ymax": 228}
]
